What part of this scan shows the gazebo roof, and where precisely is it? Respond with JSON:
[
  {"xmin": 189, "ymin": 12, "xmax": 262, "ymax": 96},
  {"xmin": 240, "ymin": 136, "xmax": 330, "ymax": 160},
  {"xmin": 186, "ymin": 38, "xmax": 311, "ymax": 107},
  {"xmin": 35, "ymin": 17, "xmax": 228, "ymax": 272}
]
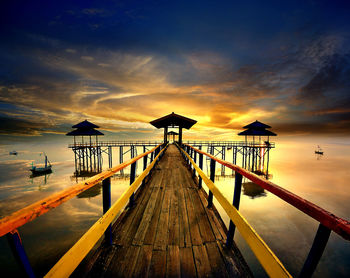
[
  {"xmin": 72, "ymin": 120, "xmax": 99, "ymax": 129},
  {"xmin": 150, "ymin": 112, "xmax": 197, "ymax": 129},
  {"xmin": 66, "ymin": 129, "xmax": 104, "ymax": 136},
  {"xmin": 167, "ymin": 131, "xmax": 179, "ymax": 135},
  {"xmin": 243, "ymin": 120, "xmax": 271, "ymax": 129},
  {"xmin": 238, "ymin": 128, "xmax": 276, "ymax": 136}
]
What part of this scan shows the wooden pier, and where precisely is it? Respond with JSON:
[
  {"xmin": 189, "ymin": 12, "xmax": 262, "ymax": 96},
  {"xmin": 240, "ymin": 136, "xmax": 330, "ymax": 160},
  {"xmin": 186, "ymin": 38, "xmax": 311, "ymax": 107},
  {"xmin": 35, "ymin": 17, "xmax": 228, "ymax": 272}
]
[
  {"xmin": 69, "ymin": 140, "xmax": 275, "ymax": 177},
  {"xmin": 1, "ymin": 113, "xmax": 350, "ymax": 278},
  {"xmin": 78, "ymin": 144, "xmax": 251, "ymax": 277},
  {"xmin": 67, "ymin": 117, "xmax": 276, "ymax": 177},
  {"xmin": 0, "ymin": 142, "xmax": 349, "ymax": 278}
]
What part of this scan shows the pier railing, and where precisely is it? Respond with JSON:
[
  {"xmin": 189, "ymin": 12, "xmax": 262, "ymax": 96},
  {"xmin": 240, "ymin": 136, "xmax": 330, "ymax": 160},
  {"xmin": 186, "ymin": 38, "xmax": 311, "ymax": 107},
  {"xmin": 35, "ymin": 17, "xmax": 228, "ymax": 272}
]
[
  {"xmin": 181, "ymin": 143, "xmax": 350, "ymax": 278},
  {"xmin": 68, "ymin": 140, "xmax": 163, "ymax": 148},
  {"xmin": 184, "ymin": 140, "xmax": 275, "ymax": 148},
  {"xmin": 0, "ymin": 144, "xmax": 165, "ymax": 278},
  {"xmin": 68, "ymin": 140, "xmax": 275, "ymax": 148}
]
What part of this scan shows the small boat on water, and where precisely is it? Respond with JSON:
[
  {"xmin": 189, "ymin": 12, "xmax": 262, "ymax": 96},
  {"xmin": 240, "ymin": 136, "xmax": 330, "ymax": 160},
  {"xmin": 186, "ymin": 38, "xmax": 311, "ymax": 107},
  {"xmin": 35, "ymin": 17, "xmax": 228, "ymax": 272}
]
[
  {"xmin": 9, "ymin": 151, "xmax": 18, "ymax": 155},
  {"xmin": 30, "ymin": 153, "xmax": 52, "ymax": 175},
  {"xmin": 315, "ymin": 145, "xmax": 324, "ymax": 155}
]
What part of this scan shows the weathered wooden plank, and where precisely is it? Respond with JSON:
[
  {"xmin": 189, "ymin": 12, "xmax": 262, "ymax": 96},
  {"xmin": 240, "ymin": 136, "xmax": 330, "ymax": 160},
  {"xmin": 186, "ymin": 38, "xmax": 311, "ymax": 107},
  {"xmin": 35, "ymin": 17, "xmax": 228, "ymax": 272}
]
[
  {"xmin": 153, "ymin": 183, "xmax": 171, "ymax": 250},
  {"xmin": 168, "ymin": 175, "xmax": 180, "ymax": 246},
  {"xmin": 166, "ymin": 245, "xmax": 181, "ymax": 278},
  {"xmin": 149, "ymin": 249, "xmax": 167, "ymax": 277},
  {"xmin": 192, "ymin": 245, "xmax": 212, "ymax": 278},
  {"xmin": 180, "ymin": 166, "xmax": 202, "ymax": 246},
  {"xmin": 205, "ymin": 241, "xmax": 229, "ymax": 278},
  {"xmin": 132, "ymin": 245, "xmax": 153, "ymax": 277},
  {"xmin": 215, "ymin": 240, "xmax": 252, "ymax": 278},
  {"xmin": 81, "ymin": 245, "xmax": 117, "ymax": 278},
  {"xmin": 179, "ymin": 247, "xmax": 197, "ymax": 278},
  {"xmin": 132, "ymin": 185, "xmax": 161, "ymax": 246},
  {"xmin": 188, "ymin": 186, "xmax": 216, "ymax": 243},
  {"xmin": 113, "ymin": 183, "xmax": 154, "ymax": 245},
  {"xmin": 143, "ymin": 173, "xmax": 167, "ymax": 245},
  {"xmin": 197, "ymin": 188, "xmax": 226, "ymax": 240},
  {"xmin": 178, "ymin": 172, "xmax": 192, "ymax": 248},
  {"xmin": 120, "ymin": 245, "xmax": 141, "ymax": 278},
  {"xmin": 115, "ymin": 160, "xmax": 166, "ymax": 246},
  {"xmin": 103, "ymin": 245, "xmax": 129, "ymax": 277}
]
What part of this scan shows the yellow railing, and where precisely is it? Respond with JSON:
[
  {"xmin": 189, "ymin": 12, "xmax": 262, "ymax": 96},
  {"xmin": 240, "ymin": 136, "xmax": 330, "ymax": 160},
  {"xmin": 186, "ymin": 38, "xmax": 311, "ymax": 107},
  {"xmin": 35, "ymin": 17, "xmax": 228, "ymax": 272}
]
[
  {"xmin": 0, "ymin": 144, "xmax": 165, "ymax": 278},
  {"xmin": 179, "ymin": 144, "xmax": 292, "ymax": 278},
  {"xmin": 0, "ymin": 144, "xmax": 162, "ymax": 237},
  {"xmin": 45, "ymin": 144, "xmax": 168, "ymax": 277}
]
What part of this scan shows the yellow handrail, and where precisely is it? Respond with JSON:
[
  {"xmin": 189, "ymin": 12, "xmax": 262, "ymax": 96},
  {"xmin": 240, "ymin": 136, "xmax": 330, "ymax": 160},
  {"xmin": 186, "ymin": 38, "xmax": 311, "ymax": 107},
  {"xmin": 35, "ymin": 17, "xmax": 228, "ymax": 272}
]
[
  {"xmin": 45, "ymin": 144, "xmax": 168, "ymax": 278},
  {"xmin": 180, "ymin": 145, "xmax": 292, "ymax": 278}
]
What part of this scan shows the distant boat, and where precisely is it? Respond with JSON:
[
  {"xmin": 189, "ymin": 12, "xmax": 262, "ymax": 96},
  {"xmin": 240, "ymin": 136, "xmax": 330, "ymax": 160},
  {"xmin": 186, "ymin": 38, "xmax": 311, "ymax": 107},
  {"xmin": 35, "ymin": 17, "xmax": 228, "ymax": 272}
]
[
  {"xmin": 9, "ymin": 151, "xmax": 18, "ymax": 155},
  {"xmin": 30, "ymin": 153, "xmax": 52, "ymax": 175},
  {"xmin": 315, "ymin": 145, "xmax": 324, "ymax": 155}
]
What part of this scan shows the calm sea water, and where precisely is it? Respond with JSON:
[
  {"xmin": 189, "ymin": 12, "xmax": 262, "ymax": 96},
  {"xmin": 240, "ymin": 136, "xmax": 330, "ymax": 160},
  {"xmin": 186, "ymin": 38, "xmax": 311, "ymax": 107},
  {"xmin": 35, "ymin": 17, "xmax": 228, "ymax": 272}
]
[{"xmin": 0, "ymin": 136, "xmax": 349, "ymax": 277}]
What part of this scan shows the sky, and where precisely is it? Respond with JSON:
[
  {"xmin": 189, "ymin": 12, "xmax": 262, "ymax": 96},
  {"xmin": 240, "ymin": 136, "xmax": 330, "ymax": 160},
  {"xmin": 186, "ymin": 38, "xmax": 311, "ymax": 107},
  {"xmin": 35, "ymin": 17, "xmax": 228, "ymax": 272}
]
[{"xmin": 1, "ymin": 0, "xmax": 350, "ymax": 141}]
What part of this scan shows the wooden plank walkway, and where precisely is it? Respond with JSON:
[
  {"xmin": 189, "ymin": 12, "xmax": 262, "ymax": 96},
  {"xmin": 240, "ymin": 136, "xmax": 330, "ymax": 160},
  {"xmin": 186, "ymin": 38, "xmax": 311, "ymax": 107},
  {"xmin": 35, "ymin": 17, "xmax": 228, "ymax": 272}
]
[{"xmin": 76, "ymin": 144, "xmax": 252, "ymax": 277}]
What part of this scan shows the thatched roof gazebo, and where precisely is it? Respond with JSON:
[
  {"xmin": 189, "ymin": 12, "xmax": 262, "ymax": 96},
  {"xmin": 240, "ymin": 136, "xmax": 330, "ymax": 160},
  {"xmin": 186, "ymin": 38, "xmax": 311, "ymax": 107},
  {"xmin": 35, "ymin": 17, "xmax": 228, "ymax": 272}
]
[
  {"xmin": 150, "ymin": 112, "xmax": 197, "ymax": 144},
  {"xmin": 238, "ymin": 120, "xmax": 276, "ymax": 145},
  {"xmin": 66, "ymin": 120, "xmax": 104, "ymax": 145}
]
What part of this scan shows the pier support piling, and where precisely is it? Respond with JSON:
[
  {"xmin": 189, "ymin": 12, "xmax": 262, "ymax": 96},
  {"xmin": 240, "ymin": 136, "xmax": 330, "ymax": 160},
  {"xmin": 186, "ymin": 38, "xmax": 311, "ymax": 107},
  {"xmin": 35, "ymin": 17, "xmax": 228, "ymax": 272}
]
[
  {"xmin": 208, "ymin": 158, "xmax": 215, "ymax": 208},
  {"xmin": 102, "ymin": 177, "xmax": 112, "ymax": 245},
  {"xmin": 129, "ymin": 162, "xmax": 136, "ymax": 207},
  {"xmin": 226, "ymin": 172, "xmax": 243, "ymax": 247},
  {"xmin": 299, "ymin": 224, "xmax": 331, "ymax": 278}
]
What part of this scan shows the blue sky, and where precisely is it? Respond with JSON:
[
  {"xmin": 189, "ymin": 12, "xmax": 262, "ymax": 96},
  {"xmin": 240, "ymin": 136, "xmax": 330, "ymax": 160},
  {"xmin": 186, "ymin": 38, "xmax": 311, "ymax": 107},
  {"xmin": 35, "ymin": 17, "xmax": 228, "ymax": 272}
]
[{"xmin": 1, "ymin": 0, "xmax": 350, "ymax": 140}]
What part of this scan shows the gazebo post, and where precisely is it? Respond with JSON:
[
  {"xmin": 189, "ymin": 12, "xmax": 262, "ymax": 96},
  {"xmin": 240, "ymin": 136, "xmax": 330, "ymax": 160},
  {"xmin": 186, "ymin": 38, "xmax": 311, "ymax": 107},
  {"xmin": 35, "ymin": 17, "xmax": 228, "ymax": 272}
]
[
  {"xmin": 179, "ymin": 127, "xmax": 183, "ymax": 145},
  {"xmin": 164, "ymin": 126, "xmax": 168, "ymax": 144}
]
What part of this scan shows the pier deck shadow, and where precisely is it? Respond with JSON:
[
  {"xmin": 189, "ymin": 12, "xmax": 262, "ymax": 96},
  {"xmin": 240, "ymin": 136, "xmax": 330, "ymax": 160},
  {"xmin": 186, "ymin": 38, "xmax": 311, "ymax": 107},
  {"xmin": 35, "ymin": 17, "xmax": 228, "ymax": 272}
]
[{"xmin": 78, "ymin": 144, "xmax": 252, "ymax": 277}]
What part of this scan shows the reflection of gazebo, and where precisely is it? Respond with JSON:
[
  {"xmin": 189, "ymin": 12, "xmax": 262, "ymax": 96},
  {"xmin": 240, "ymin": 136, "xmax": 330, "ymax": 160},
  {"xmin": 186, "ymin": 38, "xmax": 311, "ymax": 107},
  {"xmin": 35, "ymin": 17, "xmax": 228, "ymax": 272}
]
[
  {"xmin": 66, "ymin": 120, "xmax": 104, "ymax": 145},
  {"xmin": 242, "ymin": 182, "xmax": 266, "ymax": 199},
  {"xmin": 150, "ymin": 112, "xmax": 197, "ymax": 144},
  {"xmin": 167, "ymin": 131, "xmax": 178, "ymax": 142}
]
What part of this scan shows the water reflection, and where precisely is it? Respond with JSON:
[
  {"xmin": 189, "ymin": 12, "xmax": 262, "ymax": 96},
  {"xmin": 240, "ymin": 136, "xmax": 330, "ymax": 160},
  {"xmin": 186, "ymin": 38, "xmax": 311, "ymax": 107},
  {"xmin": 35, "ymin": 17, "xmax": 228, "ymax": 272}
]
[
  {"xmin": 242, "ymin": 182, "xmax": 267, "ymax": 199},
  {"xmin": 315, "ymin": 153, "xmax": 323, "ymax": 160},
  {"xmin": 29, "ymin": 173, "xmax": 52, "ymax": 191},
  {"xmin": 77, "ymin": 184, "xmax": 102, "ymax": 199},
  {"xmin": 30, "ymin": 171, "xmax": 52, "ymax": 179},
  {"xmin": 0, "ymin": 138, "xmax": 349, "ymax": 277}
]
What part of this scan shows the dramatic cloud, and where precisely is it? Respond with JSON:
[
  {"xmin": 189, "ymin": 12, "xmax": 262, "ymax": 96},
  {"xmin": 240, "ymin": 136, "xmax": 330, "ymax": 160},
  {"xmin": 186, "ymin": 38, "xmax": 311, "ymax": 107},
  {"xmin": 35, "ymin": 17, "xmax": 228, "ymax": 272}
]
[{"xmin": 1, "ymin": 1, "xmax": 350, "ymax": 139}]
